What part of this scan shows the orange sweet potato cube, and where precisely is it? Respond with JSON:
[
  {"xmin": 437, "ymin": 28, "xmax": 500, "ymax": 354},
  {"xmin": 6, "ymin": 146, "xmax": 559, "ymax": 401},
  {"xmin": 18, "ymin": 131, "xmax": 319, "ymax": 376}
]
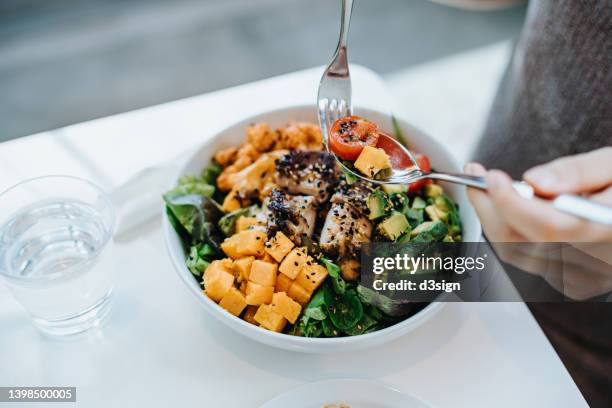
[
  {"xmin": 218, "ymin": 287, "xmax": 247, "ymax": 316},
  {"xmin": 220, "ymin": 237, "xmax": 240, "ymax": 259},
  {"xmin": 260, "ymin": 252, "xmax": 275, "ymax": 262},
  {"xmin": 254, "ymin": 304, "xmax": 287, "ymax": 332},
  {"xmin": 295, "ymin": 264, "xmax": 328, "ymax": 293},
  {"xmin": 235, "ymin": 216, "xmax": 258, "ymax": 232},
  {"xmin": 271, "ymin": 292, "xmax": 302, "ymax": 324},
  {"xmin": 222, "ymin": 189, "xmax": 242, "ymax": 212},
  {"xmin": 275, "ymin": 273, "xmax": 293, "ymax": 293},
  {"xmin": 287, "ymin": 282, "xmax": 311, "ymax": 305},
  {"xmin": 221, "ymin": 230, "xmax": 267, "ymax": 259},
  {"xmin": 279, "ymin": 247, "xmax": 309, "ymax": 279},
  {"xmin": 264, "ymin": 231, "xmax": 295, "ymax": 262},
  {"xmin": 245, "ymin": 282, "xmax": 274, "ymax": 305},
  {"xmin": 203, "ymin": 259, "xmax": 235, "ymax": 302},
  {"xmin": 249, "ymin": 260, "xmax": 277, "ymax": 286},
  {"xmin": 233, "ymin": 256, "xmax": 254, "ymax": 282}
]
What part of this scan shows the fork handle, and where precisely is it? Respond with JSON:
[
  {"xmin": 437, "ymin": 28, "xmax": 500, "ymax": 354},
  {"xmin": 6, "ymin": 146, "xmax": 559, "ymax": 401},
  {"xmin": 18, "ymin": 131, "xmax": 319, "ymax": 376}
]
[
  {"xmin": 425, "ymin": 172, "xmax": 512, "ymax": 192},
  {"xmin": 553, "ymin": 195, "xmax": 612, "ymax": 225},
  {"xmin": 426, "ymin": 172, "xmax": 612, "ymax": 225},
  {"xmin": 338, "ymin": 0, "xmax": 354, "ymax": 49}
]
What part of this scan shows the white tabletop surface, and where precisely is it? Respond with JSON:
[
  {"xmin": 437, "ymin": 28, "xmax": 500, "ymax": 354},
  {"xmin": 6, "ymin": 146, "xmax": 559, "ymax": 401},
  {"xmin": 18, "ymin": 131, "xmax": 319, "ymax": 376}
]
[{"xmin": 0, "ymin": 61, "xmax": 586, "ymax": 407}]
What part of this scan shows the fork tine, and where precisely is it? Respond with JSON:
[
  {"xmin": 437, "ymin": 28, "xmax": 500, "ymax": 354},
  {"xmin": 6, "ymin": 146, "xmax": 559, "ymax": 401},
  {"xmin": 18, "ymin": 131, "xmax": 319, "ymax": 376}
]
[
  {"xmin": 338, "ymin": 100, "xmax": 347, "ymax": 119},
  {"xmin": 318, "ymin": 98, "xmax": 329, "ymax": 140},
  {"xmin": 328, "ymin": 99, "xmax": 338, "ymax": 129}
]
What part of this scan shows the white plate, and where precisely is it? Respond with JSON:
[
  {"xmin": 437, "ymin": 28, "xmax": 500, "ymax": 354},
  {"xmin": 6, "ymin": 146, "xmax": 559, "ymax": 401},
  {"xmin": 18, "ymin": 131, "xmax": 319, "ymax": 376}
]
[
  {"xmin": 261, "ymin": 379, "xmax": 431, "ymax": 408},
  {"xmin": 163, "ymin": 104, "xmax": 481, "ymax": 353}
]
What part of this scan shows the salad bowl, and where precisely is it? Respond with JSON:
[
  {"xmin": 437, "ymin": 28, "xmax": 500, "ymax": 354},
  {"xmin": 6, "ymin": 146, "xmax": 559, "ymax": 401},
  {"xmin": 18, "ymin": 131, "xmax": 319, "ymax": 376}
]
[{"xmin": 163, "ymin": 104, "xmax": 481, "ymax": 353}]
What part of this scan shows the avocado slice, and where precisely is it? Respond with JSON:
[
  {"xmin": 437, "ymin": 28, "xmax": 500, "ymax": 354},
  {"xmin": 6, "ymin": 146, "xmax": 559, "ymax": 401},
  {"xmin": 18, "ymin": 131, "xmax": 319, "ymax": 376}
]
[
  {"xmin": 411, "ymin": 220, "xmax": 448, "ymax": 243},
  {"xmin": 367, "ymin": 190, "xmax": 390, "ymax": 220},
  {"xmin": 424, "ymin": 184, "xmax": 443, "ymax": 198},
  {"xmin": 434, "ymin": 194, "xmax": 455, "ymax": 213},
  {"xmin": 377, "ymin": 211, "xmax": 410, "ymax": 241},
  {"xmin": 382, "ymin": 184, "xmax": 408, "ymax": 194},
  {"xmin": 411, "ymin": 196, "xmax": 427, "ymax": 210},
  {"xmin": 411, "ymin": 221, "xmax": 435, "ymax": 236},
  {"xmin": 425, "ymin": 205, "xmax": 449, "ymax": 222},
  {"xmin": 354, "ymin": 146, "xmax": 392, "ymax": 178},
  {"xmin": 405, "ymin": 208, "xmax": 425, "ymax": 228}
]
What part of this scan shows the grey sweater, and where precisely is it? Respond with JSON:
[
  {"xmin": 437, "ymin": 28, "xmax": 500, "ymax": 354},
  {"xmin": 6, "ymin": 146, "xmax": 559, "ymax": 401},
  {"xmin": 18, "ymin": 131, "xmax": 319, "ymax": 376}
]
[
  {"xmin": 474, "ymin": 0, "xmax": 611, "ymax": 177},
  {"xmin": 473, "ymin": 1, "xmax": 611, "ymax": 406}
]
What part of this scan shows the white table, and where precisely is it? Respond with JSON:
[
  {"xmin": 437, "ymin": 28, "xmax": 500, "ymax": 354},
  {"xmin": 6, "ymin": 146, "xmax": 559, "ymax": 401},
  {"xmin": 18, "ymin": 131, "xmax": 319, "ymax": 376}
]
[{"xmin": 0, "ymin": 63, "xmax": 586, "ymax": 408}]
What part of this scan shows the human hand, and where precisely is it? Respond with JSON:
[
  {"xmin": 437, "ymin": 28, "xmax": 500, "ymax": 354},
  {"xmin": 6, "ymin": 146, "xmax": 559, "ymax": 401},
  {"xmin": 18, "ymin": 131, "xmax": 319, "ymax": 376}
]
[
  {"xmin": 465, "ymin": 147, "xmax": 612, "ymax": 243},
  {"xmin": 465, "ymin": 147, "xmax": 612, "ymax": 299}
]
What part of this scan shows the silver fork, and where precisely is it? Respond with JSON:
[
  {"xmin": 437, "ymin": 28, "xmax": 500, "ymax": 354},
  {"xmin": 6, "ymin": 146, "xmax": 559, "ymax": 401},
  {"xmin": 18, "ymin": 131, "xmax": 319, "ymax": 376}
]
[{"xmin": 317, "ymin": 0, "xmax": 354, "ymax": 144}]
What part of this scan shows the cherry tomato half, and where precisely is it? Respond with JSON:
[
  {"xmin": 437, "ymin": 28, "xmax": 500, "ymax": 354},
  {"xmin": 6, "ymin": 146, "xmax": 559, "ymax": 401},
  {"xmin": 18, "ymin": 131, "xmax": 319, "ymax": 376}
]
[
  {"xmin": 375, "ymin": 132, "xmax": 413, "ymax": 169},
  {"xmin": 329, "ymin": 116, "xmax": 380, "ymax": 161},
  {"xmin": 374, "ymin": 134, "xmax": 431, "ymax": 192},
  {"xmin": 408, "ymin": 152, "xmax": 432, "ymax": 193}
]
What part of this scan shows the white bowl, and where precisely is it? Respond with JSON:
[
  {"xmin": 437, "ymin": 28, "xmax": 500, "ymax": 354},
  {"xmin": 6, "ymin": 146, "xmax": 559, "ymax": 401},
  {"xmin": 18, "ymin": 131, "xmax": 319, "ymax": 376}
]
[{"xmin": 163, "ymin": 105, "xmax": 481, "ymax": 353}]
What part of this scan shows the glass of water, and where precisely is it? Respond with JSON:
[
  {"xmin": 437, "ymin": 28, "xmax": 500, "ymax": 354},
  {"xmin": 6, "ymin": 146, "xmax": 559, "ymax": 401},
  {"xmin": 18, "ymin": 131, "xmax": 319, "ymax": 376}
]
[{"xmin": 0, "ymin": 176, "xmax": 116, "ymax": 336}]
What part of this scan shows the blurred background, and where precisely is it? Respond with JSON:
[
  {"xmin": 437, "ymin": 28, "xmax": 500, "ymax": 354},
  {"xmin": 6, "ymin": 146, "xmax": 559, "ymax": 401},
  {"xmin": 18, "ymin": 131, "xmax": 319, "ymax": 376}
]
[{"xmin": 0, "ymin": 0, "xmax": 526, "ymax": 142}]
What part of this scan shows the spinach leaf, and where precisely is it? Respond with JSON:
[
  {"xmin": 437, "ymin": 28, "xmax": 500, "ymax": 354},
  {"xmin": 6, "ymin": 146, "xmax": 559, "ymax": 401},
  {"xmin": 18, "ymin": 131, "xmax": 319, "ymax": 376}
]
[
  {"xmin": 166, "ymin": 206, "xmax": 189, "ymax": 242},
  {"xmin": 341, "ymin": 161, "xmax": 358, "ymax": 184},
  {"xmin": 304, "ymin": 307, "xmax": 327, "ymax": 321},
  {"xmin": 327, "ymin": 294, "xmax": 363, "ymax": 331},
  {"xmin": 357, "ymin": 285, "xmax": 415, "ymax": 317},
  {"xmin": 320, "ymin": 257, "xmax": 346, "ymax": 295},
  {"xmin": 186, "ymin": 244, "xmax": 212, "ymax": 277},
  {"xmin": 303, "ymin": 288, "xmax": 328, "ymax": 321},
  {"xmin": 218, "ymin": 205, "xmax": 258, "ymax": 236},
  {"xmin": 445, "ymin": 196, "xmax": 463, "ymax": 239},
  {"xmin": 201, "ymin": 162, "xmax": 222, "ymax": 185},
  {"xmin": 295, "ymin": 316, "xmax": 323, "ymax": 338},
  {"xmin": 163, "ymin": 194, "xmax": 224, "ymax": 251},
  {"xmin": 343, "ymin": 312, "xmax": 379, "ymax": 336},
  {"xmin": 321, "ymin": 318, "xmax": 339, "ymax": 337},
  {"xmin": 390, "ymin": 192, "xmax": 410, "ymax": 214}
]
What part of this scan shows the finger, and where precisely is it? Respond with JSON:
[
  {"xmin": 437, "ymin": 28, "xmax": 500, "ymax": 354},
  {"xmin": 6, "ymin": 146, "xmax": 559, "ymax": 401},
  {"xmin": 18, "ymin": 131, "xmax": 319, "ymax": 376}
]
[
  {"xmin": 464, "ymin": 162, "xmax": 487, "ymax": 204},
  {"xmin": 523, "ymin": 147, "xmax": 612, "ymax": 197},
  {"xmin": 589, "ymin": 185, "xmax": 612, "ymax": 206},
  {"xmin": 486, "ymin": 170, "xmax": 594, "ymax": 241},
  {"xmin": 464, "ymin": 163, "xmax": 525, "ymax": 241},
  {"xmin": 464, "ymin": 162, "xmax": 486, "ymax": 176},
  {"xmin": 464, "ymin": 162, "xmax": 489, "ymax": 213}
]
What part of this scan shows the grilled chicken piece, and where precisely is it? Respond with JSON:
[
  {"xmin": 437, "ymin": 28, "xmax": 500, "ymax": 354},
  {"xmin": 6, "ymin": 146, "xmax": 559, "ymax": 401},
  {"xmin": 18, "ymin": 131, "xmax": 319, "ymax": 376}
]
[
  {"xmin": 320, "ymin": 179, "xmax": 374, "ymax": 256},
  {"xmin": 320, "ymin": 200, "xmax": 372, "ymax": 257},
  {"xmin": 262, "ymin": 189, "xmax": 317, "ymax": 245},
  {"xmin": 274, "ymin": 150, "xmax": 339, "ymax": 202},
  {"xmin": 331, "ymin": 179, "xmax": 374, "ymax": 213}
]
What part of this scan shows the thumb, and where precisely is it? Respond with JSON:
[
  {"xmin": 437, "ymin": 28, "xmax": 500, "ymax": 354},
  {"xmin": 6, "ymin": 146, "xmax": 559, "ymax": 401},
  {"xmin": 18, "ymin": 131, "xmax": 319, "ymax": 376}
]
[{"xmin": 523, "ymin": 147, "xmax": 612, "ymax": 197}]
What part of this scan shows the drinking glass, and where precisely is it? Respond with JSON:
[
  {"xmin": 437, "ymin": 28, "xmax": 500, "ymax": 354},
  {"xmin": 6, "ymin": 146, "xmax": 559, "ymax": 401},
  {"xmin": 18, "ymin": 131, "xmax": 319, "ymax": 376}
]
[{"xmin": 0, "ymin": 176, "xmax": 116, "ymax": 336}]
